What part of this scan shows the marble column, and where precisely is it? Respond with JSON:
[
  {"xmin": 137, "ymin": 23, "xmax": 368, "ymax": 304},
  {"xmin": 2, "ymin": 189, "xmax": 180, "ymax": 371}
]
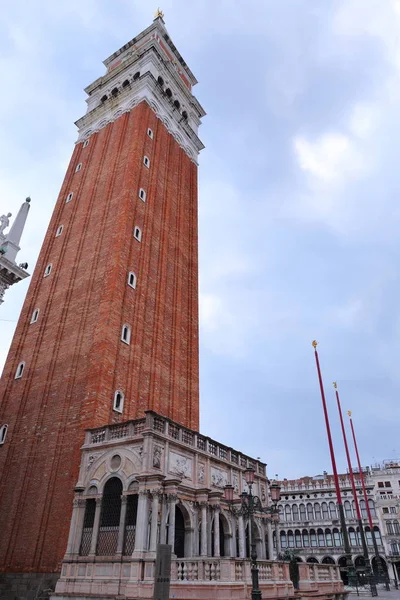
[
  {"xmin": 238, "ymin": 514, "xmax": 246, "ymax": 559},
  {"xmin": 160, "ymin": 494, "xmax": 168, "ymax": 544},
  {"xmin": 275, "ymin": 517, "xmax": 281, "ymax": 557},
  {"xmin": 89, "ymin": 497, "xmax": 102, "ymax": 556},
  {"xmin": 116, "ymin": 496, "xmax": 128, "ymax": 554},
  {"xmin": 167, "ymin": 494, "xmax": 177, "ymax": 550},
  {"xmin": 149, "ymin": 491, "xmax": 160, "ymax": 552},
  {"xmin": 213, "ymin": 506, "xmax": 220, "ymax": 557},
  {"xmin": 267, "ymin": 519, "xmax": 274, "ymax": 560},
  {"xmin": 200, "ymin": 502, "xmax": 208, "ymax": 556},
  {"xmin": 66, "ymin": 498, "xmax": 86, "ymax": 555},
  {"xmin": 230, "ymin": 516, "xmax": 238, "ymax": 558},
  {"xmin": 134, "ymin": 490, "xmax": 150, "ymax": 553}
]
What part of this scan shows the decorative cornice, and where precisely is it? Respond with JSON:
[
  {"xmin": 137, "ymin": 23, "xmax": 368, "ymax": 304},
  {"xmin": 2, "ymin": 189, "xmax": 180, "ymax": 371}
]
[{"xmin": 76, "ymin": 63, "xmax": 203, "ymax": 164}]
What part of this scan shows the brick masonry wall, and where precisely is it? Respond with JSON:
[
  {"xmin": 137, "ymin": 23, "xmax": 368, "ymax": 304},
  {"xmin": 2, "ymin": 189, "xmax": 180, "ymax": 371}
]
[{"xmin": 0, "ymin": 101, "xmax": 199, "ymax": 573}]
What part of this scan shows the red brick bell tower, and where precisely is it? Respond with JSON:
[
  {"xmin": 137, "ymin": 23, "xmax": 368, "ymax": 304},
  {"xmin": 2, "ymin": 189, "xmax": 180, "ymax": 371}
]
[{"xmin": 0, "ymin": 12, "xmax": 205, "ymax": 576}]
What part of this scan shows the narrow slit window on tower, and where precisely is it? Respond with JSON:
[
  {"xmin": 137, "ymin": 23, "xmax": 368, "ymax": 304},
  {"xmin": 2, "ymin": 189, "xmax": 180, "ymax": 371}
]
[
  {"xmin": 44, "ymin": 264, "xmax": 52, "ymax": 277},
  {"xmin": 113, "ymin": 390, "xmax": 124, "ymax": 413},
  {"xmin": 75, "ymin": 163, "xmax": 82, "ymax": 173},
  {"xmin": 30, "ymin": 309, "xmax": 40, "ymax": 324},
  {"xmin": 101, "ymin": 94, "xmax": 108, "ymax": 103},
  {"xmin": 174, "ymin": 100, "xmax": 180, "ymax": 110},
  {"xmin": 133, "ymin": 71, "xmax": 140, "ymax": 80},
  {"xmin": 83, "ymin": 139, "xmax": 89, "ymax": 148},
  {"xmin": 147, "ymin": 128, "xmax": 153, "ymax": 139},
  {"xmin": 66, "ymin": 192, "xmax": 73, "ymax": 203},
  {"xmin": 15, "ymin": 362, "xmax": 25, "ymax": 379},
  {"xmin": 56, "ymin": 225, "xmax": 64, "ymax": 237},
  {"xmin": 121, "ymin": 324, "xmax": 131, "ymax": 345},
  {"xmin": 133, "ymin": 227, "xmax": 142, "ymax": 242},
  {"xmin": 128, "ymin": 272, "xmax": 137, "ymax": 289},
  {"xmin": 122, "ymin": 79, "xmax": 130, "ymax": 88},
  {"xmin": 165, "ymin": 88, "xmax": 172, "ymax": 98},
  {"xmin": 143, "ymin": 156, "xmax": 150, "ymax": 168},
  {"xmin": 157, "ymin": 76, "xmax": 164, "ymax": 86},
  {"xmin": 182, "ymin": 110, "xmax": 188, "ymax": 120},
  {"xmin": 0, "ymin": 424, "xmax": 8, "ymax": 445},
  {"xmin": 138, "ymin": 188, "xmax": 146, "ymax": 202},
  {"xmin": 111, "ymin": 87, "xmax": 119, "ymax": 97}
]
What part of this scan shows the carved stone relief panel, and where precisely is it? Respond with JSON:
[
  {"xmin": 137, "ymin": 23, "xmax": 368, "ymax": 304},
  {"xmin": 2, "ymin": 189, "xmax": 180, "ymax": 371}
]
[
  {"xmin": 211, "ymin": 467, "xmax": 228, "ymax": 489},
  {"xmin": 153, "ymin": 445, "xmax": 163, "ymax": 469},
  {"xmin": 169, "ymin": 451, "xmax": 192, "ymax": 479}
]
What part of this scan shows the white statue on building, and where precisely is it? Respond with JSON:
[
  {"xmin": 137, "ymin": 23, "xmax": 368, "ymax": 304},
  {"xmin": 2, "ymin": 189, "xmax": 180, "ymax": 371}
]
[{"xmin": 0, "ymin": 213, "xmax": 12, "ymax": 238}]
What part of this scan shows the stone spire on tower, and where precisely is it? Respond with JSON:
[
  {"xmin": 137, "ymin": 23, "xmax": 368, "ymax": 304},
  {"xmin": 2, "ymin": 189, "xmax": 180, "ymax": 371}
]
[{"xmin": 0, "ymin": 197, "xmax": 30, "ymax": 304}]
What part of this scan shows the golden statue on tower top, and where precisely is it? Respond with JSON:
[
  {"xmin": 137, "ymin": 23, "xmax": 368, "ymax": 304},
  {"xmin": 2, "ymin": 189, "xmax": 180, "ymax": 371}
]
[{"xmin": 154, "ymin": 8, "xmax": 164, "ymax": 19}]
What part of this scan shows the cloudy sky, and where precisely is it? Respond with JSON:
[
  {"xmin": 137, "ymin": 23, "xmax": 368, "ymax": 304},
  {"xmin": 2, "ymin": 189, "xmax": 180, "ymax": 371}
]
[{"xmin": 1, "ymin": 0, "xmax": 400, "ymax": 479}]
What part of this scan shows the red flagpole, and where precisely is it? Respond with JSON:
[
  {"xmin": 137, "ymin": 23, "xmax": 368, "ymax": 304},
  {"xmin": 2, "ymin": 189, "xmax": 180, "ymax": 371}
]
[
  {"xmin": 312, "ymin": 341, "xmax": 353, "ymax": 578},
  {"xmin": 312, "ymin": 342, "xmax": 342, "ymax": 502},
  {"xmin": 335, "ymin": 383, "xmax": 375, "ymax": 592},
  {"xmin": 348, "ymin": 411, "xmax": 387, "ymax": 588}
]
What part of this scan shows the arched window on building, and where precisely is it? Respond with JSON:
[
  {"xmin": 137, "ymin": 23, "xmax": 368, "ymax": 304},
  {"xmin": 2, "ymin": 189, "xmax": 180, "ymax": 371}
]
[
  {"xmin": 278, "ymin": 505, "xmax": 284, "ymax": 521},
  {"xmin": 15, "ymin": 362, "xmax": 25, "ymax": 379},
  {"xmin": 318, "ymin": 528, "xmax": 325, "ymax": 547},
  {"xmin": 292, "ymin": 504, "xmax": 299, "ymax": 521},
  {"xmin": 344, "ymin": 501, "xmax": 352, "ymax": 519},
  {"xmin": 0, "ymin": 424, "xmax": 8, "ymax": 445},
  {"xmin": 314, "ymin": 503, "xmax": 321, "ymax": 520},
  {"xmin": 360, "ymin": 499, "xmax": 367, "ymax": 519},
  {"xmin": 321, "ymin": 502, "xmax": 329, "ymax": 519},
  {"xmin": 287, "ymin": 530, "xmax": 294, "ymax": 548},
  {"xmin": 280, "ymin": 531, "xmax": 287, "ymax": 548},
  {"xmin": 329, "ymin": 501, "xmax": 337, "ymax": 519},
  {"xmin": 325, "ymin": 528, "xmax": 333, "ymax": 547},
  {"xmin": 349, "ymin": 527, "xmax": 357, "ymax": 546},
  {"xmin": 368, "ymin": 499, "xmax": 376, "ymax": 517},
  {"xmin": 333, "ymin": 528, "xmax": 341, "ymax": 546},
  {"xmin": 310, "ymin": 529, "xmax": 317, "ymax": 547},
  {"xmin": 295, "ymin": 529, "xmax": 302, "ymax": 547},
  {"xmin": 393, "ymin": 520, "xmax": 400, "ymax": 534},
  {"xmin": 386, "ymin": 521, "xmax": 394, "ymax": 535},
  {"xmin": 365, "ymin": 527, "xmax": 373, "ymax": 546},
  {"xmin": 96, "ymin": 477, "xmax": 123, "ymax": 555},
  {"xmin": 356, "ymin": 526, "xmax": 362, "ymax": 545},
  {"xmin": 307, "ymin": 503, "xmax": 314, "ymax": 520},
  {"xmin": 121, "ymin": 324, "xmax": 131, "ymax": 345},
  {"xmin": 374, "ymin": 526, "xmax": 382, "ymax": 545},
  {"xmin": 302, "ymin": 529, "xmax": 309, "ymax": 547},
  {"xmin": 285, "ymin": 505, "xmax": 292, "ymax": 522},
  {"xmin": 299, "ymin": 504, "xmax": 306, "ymax": 520}
]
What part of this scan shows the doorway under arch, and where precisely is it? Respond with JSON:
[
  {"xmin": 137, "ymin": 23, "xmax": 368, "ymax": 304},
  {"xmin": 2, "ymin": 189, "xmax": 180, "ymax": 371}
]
[{"xmin": 174, "ymin": 505, "xmax": 185, "ymax": 558}]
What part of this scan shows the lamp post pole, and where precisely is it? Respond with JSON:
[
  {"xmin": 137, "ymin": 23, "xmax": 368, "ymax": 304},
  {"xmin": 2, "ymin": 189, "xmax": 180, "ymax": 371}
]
[{"xmin": 224, "ymin": 469, "xmax": 281, "ymax": 600}]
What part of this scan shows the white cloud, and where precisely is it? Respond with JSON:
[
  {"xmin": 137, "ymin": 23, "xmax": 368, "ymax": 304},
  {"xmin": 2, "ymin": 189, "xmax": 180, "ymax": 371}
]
[{"xmin": 294, "ymin": 132, "xmax": 364, "ymax": 184}]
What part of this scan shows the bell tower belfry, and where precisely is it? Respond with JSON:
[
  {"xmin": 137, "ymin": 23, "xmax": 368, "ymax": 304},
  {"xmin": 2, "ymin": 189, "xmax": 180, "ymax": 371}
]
[{"xmin": 0, "ymin": 13, "xmax": 205, "ymax": 576}]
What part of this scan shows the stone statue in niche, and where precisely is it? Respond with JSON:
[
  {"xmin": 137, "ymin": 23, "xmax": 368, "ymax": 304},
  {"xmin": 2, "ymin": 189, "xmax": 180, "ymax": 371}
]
[
  {"xmin": 0, "ymin": 213, "xmax": 11, "ymax": 237},
  {"xmin": 233, "ymin": 473, "xmax": 239, "ymax": 494},
  {"xmin": 198, "ymin": 463, "xmax": 205, "ymax": 484},
  {"xmin": 261, "ymin": 486, "xmax": 266, "ymax": 502},
  {"xmin": 153, "ymin": 445, "xmax": 162, "ymax": 469}
]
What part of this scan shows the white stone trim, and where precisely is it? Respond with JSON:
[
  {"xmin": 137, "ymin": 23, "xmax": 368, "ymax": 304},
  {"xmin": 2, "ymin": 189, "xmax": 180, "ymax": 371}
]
[
  {"xmin": 15, "ymin": 361, "xmax": 25, "ymax": 379},
  {"xmin": 56, "ymin": 225, "xmax": 64, "ymax": 237},
  {"xmin": 128, "ymin": 271, "xmax": 137, "ymax": 289},
  {"xmin": 133, "ymin": 226, "xmax": 142, "ymax": 242},
  {"xmin": 76, "ymin": 76, "xmax": 202, "ymax": 164}
]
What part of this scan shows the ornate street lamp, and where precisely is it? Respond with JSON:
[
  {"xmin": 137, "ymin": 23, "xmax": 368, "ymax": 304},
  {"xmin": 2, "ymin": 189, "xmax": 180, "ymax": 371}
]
[{"xmin": 224, "ymin": 468, "xmax": 281, "ymax": 600}]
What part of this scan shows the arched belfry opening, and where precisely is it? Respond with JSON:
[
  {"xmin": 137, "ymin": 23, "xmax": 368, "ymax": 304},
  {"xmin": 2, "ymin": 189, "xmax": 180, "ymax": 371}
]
[
  {"xmin": 97, "ymin": 477, "xmax": 122, "ymax": 555},
  {"xmin": 174, "ymin": 505, "xmax": 185, "ymax": 558}
]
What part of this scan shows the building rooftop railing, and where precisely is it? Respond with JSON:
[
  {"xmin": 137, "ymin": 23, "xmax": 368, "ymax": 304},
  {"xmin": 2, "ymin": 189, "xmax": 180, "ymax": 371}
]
[{"xmin": 85, "ymin": 411, "xmax": 266, "ymax": 476}]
